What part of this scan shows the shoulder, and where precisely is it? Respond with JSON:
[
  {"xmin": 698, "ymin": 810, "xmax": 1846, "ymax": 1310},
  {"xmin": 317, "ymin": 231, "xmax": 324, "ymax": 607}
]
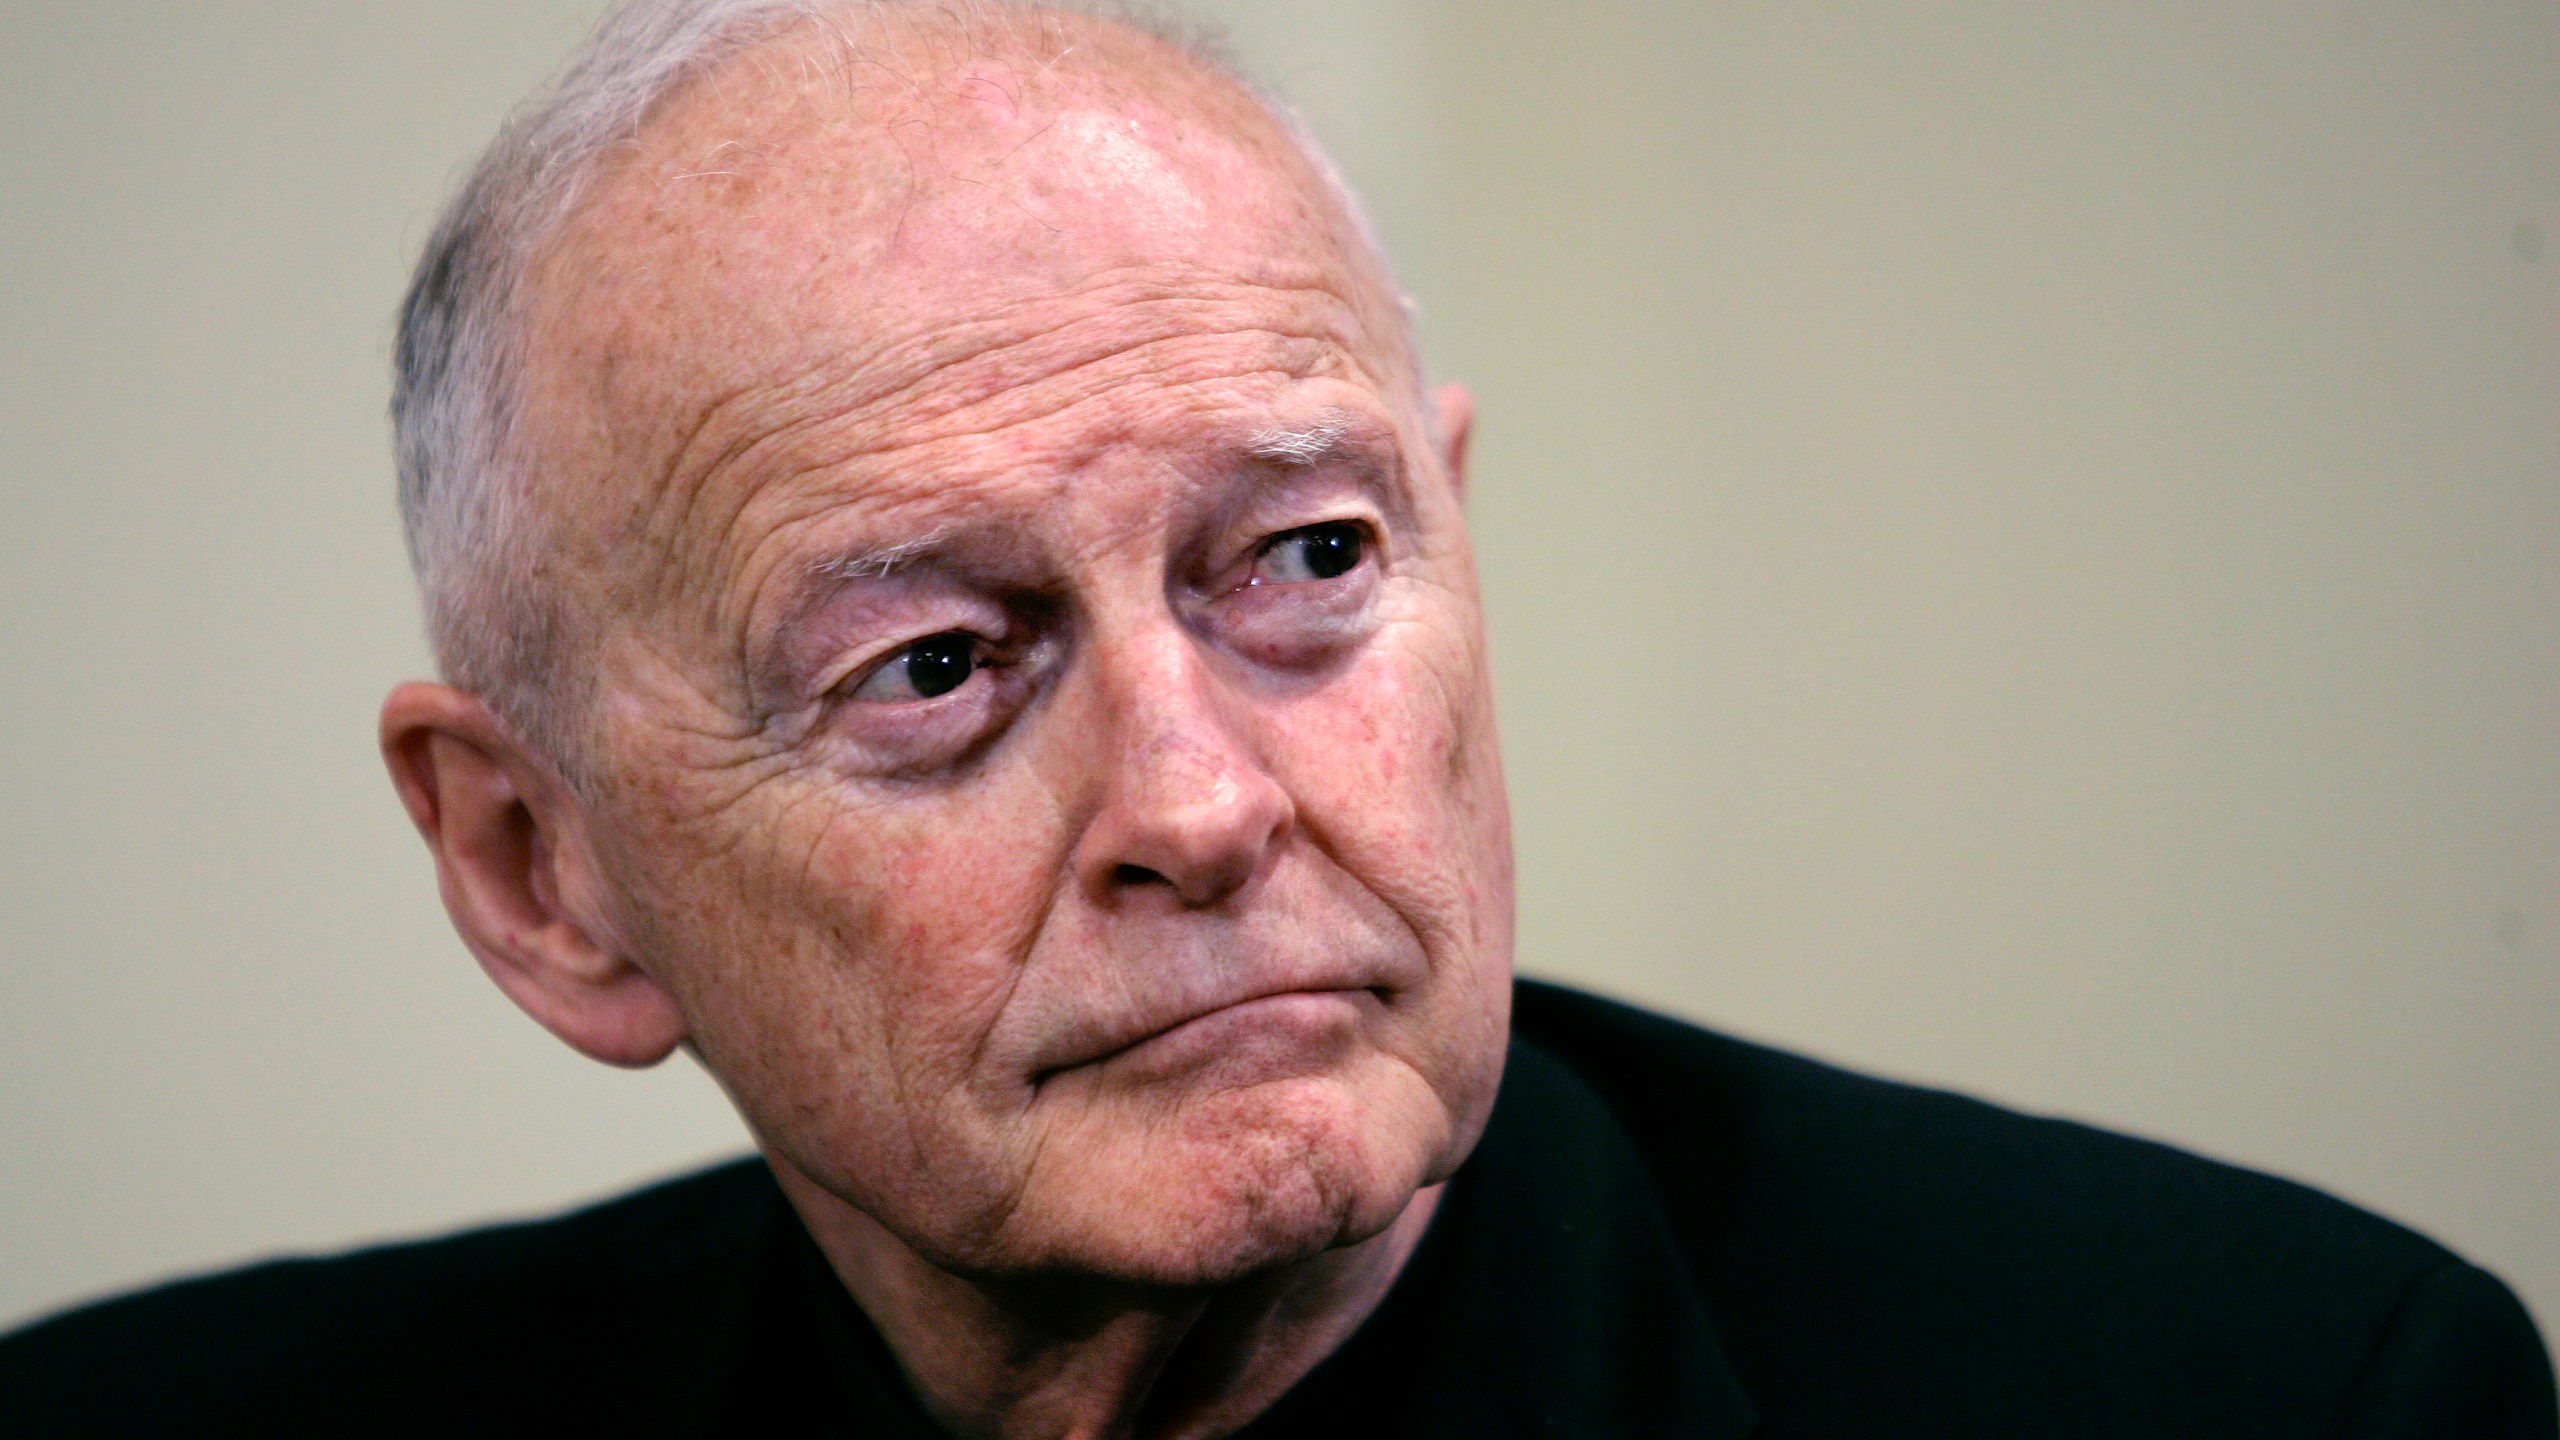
[
  {"xmin": 1512, "ymin": 978, "xmax": 2557, "ymax": 1438},
  {"xmin": 1512, "ymin": 977, "xmax": 2447, "ymax": 1280},
  {"xmin": 0, "ymin": 1157, "xmax": 783, "ymax": 1437}
]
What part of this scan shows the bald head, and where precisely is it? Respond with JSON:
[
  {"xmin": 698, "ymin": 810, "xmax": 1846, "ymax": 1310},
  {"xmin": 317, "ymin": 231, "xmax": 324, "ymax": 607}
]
[{"xmin": 394, "ymin": 1, "xmax": 1415, "ymax": 765}]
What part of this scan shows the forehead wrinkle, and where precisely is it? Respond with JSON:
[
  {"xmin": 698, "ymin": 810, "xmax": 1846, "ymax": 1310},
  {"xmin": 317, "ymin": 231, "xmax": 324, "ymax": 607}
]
[
  {"xmin": 857, "ymin": 324, "xmax": 1369, "ymax": 466},
  {"xmin": 636, "ymin": 310, "xmax": 1380, "ymax": 621},
  {"xmin": 619, "ymin": 270, "xmax": 1375, "ymax": 538},
  {"xmin": 801, "ymin": 274, "xmax": 1377, "ymax": 444},
  {"xmin": 631, "ymin": 365, "xmax": 867, "ymax": 622}
]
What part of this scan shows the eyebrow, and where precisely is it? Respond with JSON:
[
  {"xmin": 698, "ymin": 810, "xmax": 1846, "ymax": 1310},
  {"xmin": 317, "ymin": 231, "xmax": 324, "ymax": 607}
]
[
  {"xmin": 746, "ymin": 526, "xmax": 967, "ymax": 690},
  {"xmin": 807, "ymin": 528, "xmax": 947, "ymax": 583},
  {"xmin": 1244, "ymin": 413, "xmax": 1356, "ymax": 467}
]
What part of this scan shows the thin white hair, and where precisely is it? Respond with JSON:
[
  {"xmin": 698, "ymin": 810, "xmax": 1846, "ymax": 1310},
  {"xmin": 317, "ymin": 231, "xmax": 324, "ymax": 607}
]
[
  {"xmin": 1247, "ymin": 413, "xmax": 1355, "ymax": 466},
  {"xmin": 391, "ymin": 0, "xmax": 1415, "ymax": 767}
]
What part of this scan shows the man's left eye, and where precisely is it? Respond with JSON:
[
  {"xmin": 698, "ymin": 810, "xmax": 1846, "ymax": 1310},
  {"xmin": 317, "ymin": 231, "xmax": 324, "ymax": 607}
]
[{"xmin": 1251, "ymin": 522, "xmax": 1368, "ymax": 585}]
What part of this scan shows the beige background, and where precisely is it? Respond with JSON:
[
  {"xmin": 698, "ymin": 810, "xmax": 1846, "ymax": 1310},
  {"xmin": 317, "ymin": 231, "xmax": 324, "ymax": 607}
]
[{"xmin": 3, "ymin": 0, "xmax": 2552, "ymax": 1357}]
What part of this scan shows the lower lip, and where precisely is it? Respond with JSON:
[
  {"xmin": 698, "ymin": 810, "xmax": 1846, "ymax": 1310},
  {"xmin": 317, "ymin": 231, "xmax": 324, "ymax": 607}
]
[{"xmin": 1098, "ymin": 989, "xmax": 1374, "ymax": 1086}]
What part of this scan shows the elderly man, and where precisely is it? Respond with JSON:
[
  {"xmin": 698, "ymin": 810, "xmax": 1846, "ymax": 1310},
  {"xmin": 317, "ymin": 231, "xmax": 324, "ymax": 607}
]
[{"xmin": 3, "ymin": 2, "xmax": 2553, "ymax": 1436}]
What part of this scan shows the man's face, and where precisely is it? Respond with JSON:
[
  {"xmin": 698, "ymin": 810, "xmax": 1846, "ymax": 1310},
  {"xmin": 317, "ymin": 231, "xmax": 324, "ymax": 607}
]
[{"xmin": 520, "ymin": 26, "xmax": 1512, "ymax": 1286}]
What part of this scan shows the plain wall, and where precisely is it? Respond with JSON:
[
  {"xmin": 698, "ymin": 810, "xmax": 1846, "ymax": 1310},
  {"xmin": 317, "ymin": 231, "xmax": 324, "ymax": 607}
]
[{"xmin": 3, "ymin": 1, "xmax": 2552, "ymax": 1356}]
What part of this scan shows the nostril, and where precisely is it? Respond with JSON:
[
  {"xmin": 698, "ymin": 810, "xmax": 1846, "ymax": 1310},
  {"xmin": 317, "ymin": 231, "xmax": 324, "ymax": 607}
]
[{"xmin": 1112, "ymin": 863, "xmax": 1170, "ymax": 888}]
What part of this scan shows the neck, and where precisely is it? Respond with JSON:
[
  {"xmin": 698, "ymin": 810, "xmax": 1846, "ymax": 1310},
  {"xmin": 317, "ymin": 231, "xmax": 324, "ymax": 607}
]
[{"xmin": 771, "ymin": 1164, "xmax": 1440, "ymax": 1440}]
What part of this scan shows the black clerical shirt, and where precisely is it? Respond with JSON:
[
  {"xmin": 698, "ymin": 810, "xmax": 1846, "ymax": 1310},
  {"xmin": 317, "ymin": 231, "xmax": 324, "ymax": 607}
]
[{"xmin": 4, "ymin": 980, "xmax": 2553, "ymax": 1437}]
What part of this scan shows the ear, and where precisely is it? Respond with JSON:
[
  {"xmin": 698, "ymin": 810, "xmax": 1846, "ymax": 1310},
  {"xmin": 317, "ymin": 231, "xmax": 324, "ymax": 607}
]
[
  {"xmin": 379, "ymin": 682, "xmax": 687, "ymax": 1068},
  {"xmin": 1430, "ymin": 382, "xmax": 1476, "ymax": 504}
]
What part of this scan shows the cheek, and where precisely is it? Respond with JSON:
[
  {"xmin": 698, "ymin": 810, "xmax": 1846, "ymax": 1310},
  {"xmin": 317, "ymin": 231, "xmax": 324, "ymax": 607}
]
[
  {"xmin": 620, "ymin": 759, "xmax": 1074, "ymax": 1100},
  {"xmin": 1277, "ymin": 612, "xmax": 1511, "ymax": 955},
  {"xmin": 815, "ymin": 789, "xmax": 1070, "ymax": 1021}
]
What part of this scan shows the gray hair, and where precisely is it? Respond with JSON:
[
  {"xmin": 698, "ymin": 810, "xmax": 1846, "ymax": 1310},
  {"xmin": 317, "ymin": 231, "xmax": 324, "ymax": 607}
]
[{"xmin": 391, "ymin": 0, "xmax": 1407, "ymax": 766}]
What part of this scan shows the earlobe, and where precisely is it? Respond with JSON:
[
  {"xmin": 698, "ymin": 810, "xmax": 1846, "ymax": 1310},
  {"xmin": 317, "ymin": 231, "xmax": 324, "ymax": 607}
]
[
  {"xmin": 379, "ymin": 683, "xmax": 688, "ymax": 1069},
  {"xmin": 1431, "ymin": 382, "xmax": 1476, "ymax": 503}
]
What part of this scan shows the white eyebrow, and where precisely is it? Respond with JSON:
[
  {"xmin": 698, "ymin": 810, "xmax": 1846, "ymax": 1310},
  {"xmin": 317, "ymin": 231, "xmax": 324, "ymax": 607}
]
[
  {"xmin": 809, "ymin": 529, "xmax": 945, "ymax": 582},
  {"xmin": 1245, "ymin": 414, "xmax": 1355, "ymax": 466}
]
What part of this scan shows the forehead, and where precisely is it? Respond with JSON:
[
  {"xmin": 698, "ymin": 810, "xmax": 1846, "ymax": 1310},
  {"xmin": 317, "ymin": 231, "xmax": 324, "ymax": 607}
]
[{"xmin": 511, "ymin": 14, "xmax": 1408, "ymax": 559}]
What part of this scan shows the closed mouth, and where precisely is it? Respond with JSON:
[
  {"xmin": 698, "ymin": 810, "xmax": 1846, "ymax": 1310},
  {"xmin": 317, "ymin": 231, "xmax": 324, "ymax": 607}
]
[{"xmin": 1034, "ymin": 985, "xmax": 1387, "ymax": 1085}]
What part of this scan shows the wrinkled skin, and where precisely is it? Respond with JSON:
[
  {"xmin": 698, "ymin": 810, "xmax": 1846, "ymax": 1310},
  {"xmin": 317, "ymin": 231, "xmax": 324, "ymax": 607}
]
[{"xmin": 385, "ymin": 12, "xmax": 1513, "ymax": 1435}]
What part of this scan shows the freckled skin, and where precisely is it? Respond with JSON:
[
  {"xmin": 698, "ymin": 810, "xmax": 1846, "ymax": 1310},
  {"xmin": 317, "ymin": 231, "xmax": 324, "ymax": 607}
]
[{"xmin": 442, "ymin": 11, "xmax": 1513, "ymax": 1435}]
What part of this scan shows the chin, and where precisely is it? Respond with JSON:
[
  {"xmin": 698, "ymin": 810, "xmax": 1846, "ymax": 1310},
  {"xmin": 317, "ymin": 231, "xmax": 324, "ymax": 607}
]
[{"xmin": 1001, "ymin": 1069, "xmax": 1445, "ymax": 1288}]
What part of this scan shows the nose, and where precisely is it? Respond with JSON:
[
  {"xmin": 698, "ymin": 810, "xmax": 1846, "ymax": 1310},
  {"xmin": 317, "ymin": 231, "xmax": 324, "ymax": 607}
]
[{"xmin": 1071, "ymin": 629, "xmax": 1294, "ymax": 911}]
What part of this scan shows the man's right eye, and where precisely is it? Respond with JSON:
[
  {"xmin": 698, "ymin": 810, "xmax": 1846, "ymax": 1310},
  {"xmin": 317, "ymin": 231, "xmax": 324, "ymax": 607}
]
[{"xmin": 848, "ymin": 631, "xmax": 980, "ymax": 703}]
